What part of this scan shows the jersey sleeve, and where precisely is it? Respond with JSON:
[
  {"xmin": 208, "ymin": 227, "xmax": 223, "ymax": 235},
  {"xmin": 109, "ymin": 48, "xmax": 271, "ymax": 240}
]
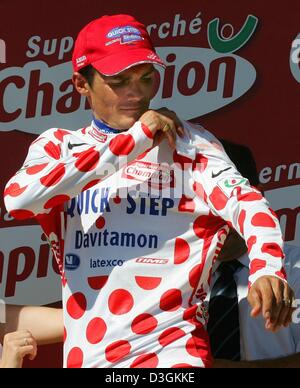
[
  {"xmin": 4, "ymin": 123, "xmax": 153, "ymax": 219},
  {"xmin": 190, "ymin": 126, "xmax": 286, "ymax": 287}
]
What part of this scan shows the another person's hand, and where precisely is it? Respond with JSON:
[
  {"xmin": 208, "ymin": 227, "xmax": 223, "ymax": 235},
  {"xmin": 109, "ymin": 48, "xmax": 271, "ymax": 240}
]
[
  {"xmin": 248, "ymin": 276, "xmax": 295, "ymax": 332},
  {"xmin": 0, "ymin": 330, "xmax": 37, "ymax": 368},
  {"xmin": 139, "ymin": 108, "xmax": 185, "ymax": 149}
]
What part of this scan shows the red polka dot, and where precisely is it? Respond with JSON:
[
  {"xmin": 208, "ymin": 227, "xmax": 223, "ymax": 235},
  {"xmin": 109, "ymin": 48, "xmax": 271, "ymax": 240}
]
[
  {"xmin": 54, "ymin": 129, "xmax": 70, "ymax": 141},
  {"xmin": 66, "ymin": 293, "xmax": 87, "ymax": 320},
  {"xmin": 174, "ymin": 238, "xmax": 190, "ymax": 264},
  {"xmin": 131, "ymin": 313, "xmax": 158, "ymax": 335},
  {"xmin": 238, "ymin": 210, "xmax": 246, "ymax": 235},
  {"xmin": 88, "ymin": 276, "xmax": 108, "ymax": 290},
  {"xmin": 4, "ymin": 183, "xmax": 27, "ymax": 197},
  {"xmin": 160, "ymin": 289, "xmax": 182, "ymax": 312},
  {"xmin": 63, "ymin": 327, "xmax": 67, "ymax": 343},
  {"xmin": 82, "ymin": 179, "xmax": 101, "ymax": 192},
  {"xmin": 108, "ymin": 289, "xmax": 134, "ymax": 315},
  {"xmin": 9, "ymin": 209, "xmax": 35, "ymax": 220},
  {"xmin": 247, "ymin": 236, "xmax": 257, "ymax": 253},
  {"xmin": 261, "ymin": 243, "xmax": 283, "ymax": 258},
  {"xmin": 135, "ymin": 276, "xmax": 162, "ymax": 290},
  {"xmin": 237, "ymin": 191, "xmax": 263, "ymax": 202},
  {"xmin": 158, "ymin": 327, "xmax": 186, "ymax": 347},
  {"xmin": 44, "ymin": 141, "xmax": 61, "ymax": 160},
  {"xmin": 178, "ymin": 195, "xmax": 195, "ymax": 213},
  {"xmin": 86, "ymin": 318, "xmax": 107, "ymax": 344},
  {"xmin": 74, "ymin": 148, "xmax": 100, "ymax": 172},
  {"xmin": 189, "ymin": 265, "xmax": 201, "ymax": 288},
  {"xmin": 44, "ymin": 195, "xmax": 70, "ymax": 209},
  {"xmin": 186, "ymin": 326, "xmax": 209, "ymax": 359},
  {"xmin": 193, "ymin": 154, "xmax": 208, "ymax": 173},
  {"xmin": 130, "ymin": 353, "xmax": 159, "ymax": 368},
  {"xmin": 105, "ymin": 340, "xmax": 131, "ymax": 363},
  {"xmin": 109, "ymin": 134, "xmax": 135, "ymax": 156},
  {"xmin": 276, "ymin": 269, "xmax": 287, "ymax": 280},
  {"xmin": 67, "ymin": 347, "xmax": 84, "ymax": 368},
  {"xmin": 171, "ymin": 363, "xmax": 194, "ymax": 368},
  {"xmin": 250, "ymin": 259, "xmax": 267, "ymax": 275},
  {"xmin": 173, "ymin": 151, "xmax": 192, "ymax": 169},
  {"xmin": 252, "ymin": 213, "xmax": 276, "ymax": 228},
  {"xmin": 193, "ymin": 212, "xmax": 225, "ymax": 239},
  {"xmin": 40, "ymin": 163, "xmax": 66, "ymax": 187},
  {"xmin": 113, "ymin": 196, "xmax": 122, "ymax": 204},
  {"xmin": 96, "ymin": 217, "xmax": 106, "ymax": 229},
  {"xmin": 209, "ymin": 186, "xmax": 228, "ymax": 211},
  {"xmin": 141, "ymin": 123, "xmax": 154, "ymax": 139},
  {"xmin": 81, "ymin": 127, "xmax": 87, "ymax": 135},
  {"xmin": 26, "ymin": 163, "xmax": 48, "ymax": 175},
  {"xmin": 183, "ymin": 305, "xmax": 198, "ymax": 321}
]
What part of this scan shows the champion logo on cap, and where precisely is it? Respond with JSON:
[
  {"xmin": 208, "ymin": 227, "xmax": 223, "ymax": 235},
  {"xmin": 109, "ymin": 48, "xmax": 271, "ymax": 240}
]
[{"xmin": 105, "ymin": 25, "xmax": 144, "ymax": 46}]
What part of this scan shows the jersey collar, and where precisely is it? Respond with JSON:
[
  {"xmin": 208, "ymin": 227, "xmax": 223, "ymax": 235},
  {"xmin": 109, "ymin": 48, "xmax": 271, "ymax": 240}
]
[{"xmin": 92, "ymin": 116, "xmax": 123, "ymax": 134}]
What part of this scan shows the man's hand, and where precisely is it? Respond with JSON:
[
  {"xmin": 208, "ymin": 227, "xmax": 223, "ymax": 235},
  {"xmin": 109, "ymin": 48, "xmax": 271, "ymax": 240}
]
[
  {"xmin": 139, "ymin": 108, "xmax": 184, "ymax": 149},
  {"xmin": 248, "ymin": 276, "xmax": 295, "ymax": 332},
  {"xmin": 0, "ymin": 330, "xmax": 37, "ymax": 368}
]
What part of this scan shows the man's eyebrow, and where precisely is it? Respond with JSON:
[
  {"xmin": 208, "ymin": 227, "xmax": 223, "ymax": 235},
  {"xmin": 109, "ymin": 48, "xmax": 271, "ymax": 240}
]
[
  {"xmin": 103, "ymin": 74, "xmax": 125, "ymax": 81},
  {"xmin": 142, "ymin": 69, "xmax": 156, "ymax": 77}
]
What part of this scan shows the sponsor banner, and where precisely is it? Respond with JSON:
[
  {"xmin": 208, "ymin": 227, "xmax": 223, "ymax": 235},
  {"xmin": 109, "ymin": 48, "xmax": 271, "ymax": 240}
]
[
  {"xmin": 0, "ymin": 48, "xmax": 256, "ymax": 134},
  {"xmin": 265, "ymin": 185, "xmax": 300, "ymax": 246},
  {"xmin": 0, "ymin": 226, "xmax": 61, "ymax": 304}
]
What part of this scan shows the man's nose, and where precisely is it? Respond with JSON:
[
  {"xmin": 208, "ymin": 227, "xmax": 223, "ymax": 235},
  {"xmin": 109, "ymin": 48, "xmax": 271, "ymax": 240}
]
[{"xmin": 126, "ymin": 81, "xmax": 144, "ymax": 99}]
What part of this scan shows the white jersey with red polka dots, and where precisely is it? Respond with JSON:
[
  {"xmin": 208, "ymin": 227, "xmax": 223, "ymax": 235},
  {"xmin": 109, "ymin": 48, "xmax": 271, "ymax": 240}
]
[{"xmin": 4, "ymin": 120, "xmax": 286, "ymax": 368}]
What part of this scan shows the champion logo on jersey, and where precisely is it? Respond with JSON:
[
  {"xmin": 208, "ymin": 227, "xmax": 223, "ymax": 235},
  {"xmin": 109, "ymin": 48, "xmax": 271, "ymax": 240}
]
[
  {"xmin": 88, "ymin": 127, "xmax": 108, "ymax": 143},
  {"xmin": 122, "ymin": 161, "xmax": 175, "ymax": 189},
  {"xmin": 106, "ymin": 25, "xmax": 143, "ymax": 46}
]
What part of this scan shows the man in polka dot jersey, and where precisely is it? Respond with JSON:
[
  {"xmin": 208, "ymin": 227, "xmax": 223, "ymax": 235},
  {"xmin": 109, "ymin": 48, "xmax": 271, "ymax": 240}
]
[{"xmin": 4, "ymin": 14, "xmax": 295, "ymax": 368}]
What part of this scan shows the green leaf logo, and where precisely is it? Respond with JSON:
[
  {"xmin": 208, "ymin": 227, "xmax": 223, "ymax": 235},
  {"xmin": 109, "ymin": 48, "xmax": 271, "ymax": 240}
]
[
  {"xmin": 224, "ymin": 178, "xmax": 247, "ymax": 188},
  {"xmin": 208, "ymin": 15, "xmax": 259, "ymax": 54}
]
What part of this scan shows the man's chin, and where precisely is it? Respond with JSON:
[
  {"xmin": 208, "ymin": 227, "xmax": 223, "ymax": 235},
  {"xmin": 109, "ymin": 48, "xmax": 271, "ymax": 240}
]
[{"xmin": 118, "ymin": 116, "xmax": 141, "ymax": 130}]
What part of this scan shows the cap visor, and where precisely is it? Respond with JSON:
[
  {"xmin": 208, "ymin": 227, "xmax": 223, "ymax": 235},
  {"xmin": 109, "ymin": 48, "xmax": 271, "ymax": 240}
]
[{"xmin": 91, "ymin": 48, "xmax": 165, "ymax": 76}]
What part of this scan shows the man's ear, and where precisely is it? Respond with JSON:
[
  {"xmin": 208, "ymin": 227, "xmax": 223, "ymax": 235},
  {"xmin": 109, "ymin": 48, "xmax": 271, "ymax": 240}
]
[{"xmin": 72, "ymin": 72, "xmax": 90, "ymax": 96}]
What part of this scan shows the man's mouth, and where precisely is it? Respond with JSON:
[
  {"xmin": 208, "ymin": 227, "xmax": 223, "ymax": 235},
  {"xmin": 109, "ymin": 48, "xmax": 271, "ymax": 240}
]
[{"xmin": 120, "ymin": 106, "xmax": 144, "ymax": 112}]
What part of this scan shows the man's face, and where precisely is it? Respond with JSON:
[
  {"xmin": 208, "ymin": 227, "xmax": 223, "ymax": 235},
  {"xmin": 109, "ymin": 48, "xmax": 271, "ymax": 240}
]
[{"xmin": 85, "ymin": 64, "xmax": 157, "ymax": 130}]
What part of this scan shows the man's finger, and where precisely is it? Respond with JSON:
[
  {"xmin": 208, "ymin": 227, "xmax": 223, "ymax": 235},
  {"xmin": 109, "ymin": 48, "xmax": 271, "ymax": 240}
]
[
  {"xmin": 157, "ymin": 108, "xmax": 185, "ymax": 137},
  {"xmin": 269, "ymin": 279, "xmax": 284, "ymax": 327},
  {"xmin": 248, "ymin": 288, "xmax": 262, "ymax": 317},
  {"xmin": 259, "ymin": 279, "xmax": 275, "ymax": 321},
  {"xmin": 164, "ymin": 126, "xmax": 176, "ymax": 149},
  {"xmin": 283, "ymin": 286, "xmax": 296, "ymax": 327}
]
